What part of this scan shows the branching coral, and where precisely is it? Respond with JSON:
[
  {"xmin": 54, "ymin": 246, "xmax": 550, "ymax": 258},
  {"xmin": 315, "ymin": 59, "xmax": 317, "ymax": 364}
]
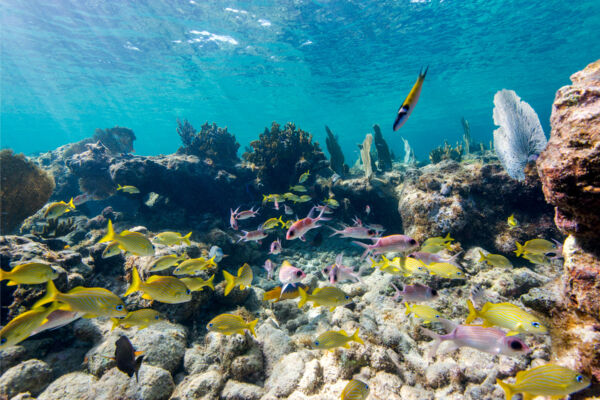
[
  {"xmin": 32, "ymin": 217, "xmax": 76, "ymax": 238},
  {"xmin": 93, "ymin": 126, "xmax": 136, "ymax": 154},
  {"xmin": 325, "ymin": 125, "xmax": 347, "ymax": 176},
  {"xmin": 429, "ymin": 141, "xmax": 463, "ymax": 164},
  {"xmin": 242, "ymin": 122, "xmax": 327, "ymax": 191},
  {"xmin": 0, "ymin": 150, "xmax": 55, "ymax": 234},
  {"xmin": 373, "ymin": 124, "xmax": 392, "ymax": 172},
  {"xmin": 177, "ymin": 120, "xmax": 240, "ymax": 167}
]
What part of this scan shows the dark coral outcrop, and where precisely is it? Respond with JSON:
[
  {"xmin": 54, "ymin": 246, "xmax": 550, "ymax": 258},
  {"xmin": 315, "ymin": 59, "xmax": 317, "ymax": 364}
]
[{"xmin": 176, "ymin": 120, "xmax": 240, "ymax": 168}]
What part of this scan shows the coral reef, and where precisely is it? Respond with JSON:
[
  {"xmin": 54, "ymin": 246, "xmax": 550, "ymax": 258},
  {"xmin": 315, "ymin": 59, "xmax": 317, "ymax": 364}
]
[
  {"xmin": 92, "ymin": 127, "xmax": 136, "ymax": 154},
  {"xmin": 0, "ymin": 150, "xmax": 55, "ymax": 234},
  {"xmin": 242, "ymin": 122, "xmax": 328, "ymax": 191},
  {"xmin": 461, "ymin": 117, "xmax": 471, "ymax": 155},
  {"xmin": 176, "ymin": 120, "xmax": 240, "ymax": 168},
  {"xmin": 372, "ymin": 124, "xmax": 392, "ymax": 172},
  {"xmin": 360, "ymin": 134, "xmax": 374, "ymax": 180},
  {"xmin": 429, "ymin": 141, "xmax": 463, "ymax": 164},
  {"xmin": 325, "ymin": 126, "xmax": 347, "ymax": 176},
  {"xmin": 66, "ymin": 142, "xmax": 116, "ymax": 200},
  {"xmin": 493, "ymin": 89, "xmax": 547, "ymax": 181}
]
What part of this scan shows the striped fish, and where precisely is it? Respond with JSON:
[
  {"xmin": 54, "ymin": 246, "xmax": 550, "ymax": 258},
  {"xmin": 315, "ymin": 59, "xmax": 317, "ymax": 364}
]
[
  {"xmin": 466, "ymin": 300, "xmax": 547, "ymax": 336},
  {"xmin": 405, "ymin": 303, "xmax": 444, "ymax": 324},
  {"xmin": 313, "ymin": 328, "xmax": 363, "ymax": 350},
  {"xmin": 125, "ymin": 267, "xmax": 191, "ymax": 304},
  {"xmin": 393, "ymin": 67, "xmax": 428, "ymax": 131},
  {"xmin": 223, "ymin": 263, "xmax": 253, "ymax": 296},
  {"xmin": 496, "ymin": 364, "xmax": 590, "ymax": 400},
  {"xmin": 341, "ymin": 379, "xmax": 369, "ymax": 400},
  {"xmin": 33, "ymin": 281, "xmax": 127, "ymax": 318}
]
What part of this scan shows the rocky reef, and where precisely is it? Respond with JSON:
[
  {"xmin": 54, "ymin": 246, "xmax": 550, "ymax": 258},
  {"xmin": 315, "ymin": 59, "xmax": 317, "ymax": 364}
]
[
  {"xmin": 325, "ymin": 126, "xmax": 347, "ymax": 177},
  {"xmin": 176, "ymin": 120, "xmax": 240, "ymax": 169},
  {"xmin": 429, "ymin": 141, "xmax": 464, "ymax": 164}
]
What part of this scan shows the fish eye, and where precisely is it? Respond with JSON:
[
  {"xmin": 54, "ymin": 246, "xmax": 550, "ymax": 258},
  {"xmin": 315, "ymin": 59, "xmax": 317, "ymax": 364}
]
[
  {"xmin": 576, "ymin": 375, "xmax": 584, "ymax": 383},
  {"xmin": 431, "ymin": 289, "xmax": 438, "ymax": 296},
  {"xmin": 314, "ymin": 341, "xmax": 319, "ymax": 346},
  {"xmin": 208, "ymin": 323, "xmax": 213, "ymax": 327},
  {"xmin": 368, "ymin": 229, "xmax": 376, "ymax": 235},
  {"xmin": 0, "ymin": 338, "xmax": 6, "ymax": 345},
  {"xmin": 365, "ymin": 384, "xmax": 369, "ymax": 389},
  {"xmin": 296, "ymin": 270, "xmax": 303, "ymax": 277},
  {"xmin": 289, "ymin": 231, "xmax": 295, "ymax": 237},
  {"xmin": 155, "ymin": 315, "xmax": 160, "ymax": 320},
  {"xmin": 532, "ymin": 322, "xmax": 540, "ymax": 328},
  {"xmin": 345, "ymin": 295, "xmax": 349, "ymax": 299},
  {"xmin": 457, "ymin": 271, "xmax": 462, "ymax": 275},
  {"xmin": 186, "ymin": 289, "xmax": 191, "ymax": 295},
  {"xmin": 435, "ymin": 315, "xmax": 440, "ymax": 318},
  {"xmin": 410, "ymin": 239, "xmax": 417, "ymax": 245},
  {"xmin": 509, "ymin": 340, "xmax": 523, "ymax": 350},
  {"xmin": 116, "ymin": 305, "xmax": 124, "ymax": 311}
]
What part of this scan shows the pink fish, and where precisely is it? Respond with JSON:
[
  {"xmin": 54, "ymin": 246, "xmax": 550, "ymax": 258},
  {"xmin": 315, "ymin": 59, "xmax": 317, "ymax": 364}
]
[
  {"xmin": 352, "ymin": 216, "xmax": 363, "ymax": 226},
  {"xmin": 354, "ymin": 234, "xmax": 418, "ymax": 259},
  {"xmin": 235, "ymin": 207, "xmax": 260, "ymax": 220},
  {"xmin": 421, "ymin": 319, "xmax": 531, "ymax": 359},
  {"xmin": 286, "ymin": 207, "xmax": 330, "ymax": 241},
  {"xmin": 328, "ymin": 225, "xmax": 380, "ymax": 240},
  {"xmin": 365, "ymin": 205, "xmax": 371, "ymax": 215},
  {"xmin": 238, "ymin": 228, "xmax": 268, "ymax": 243},
  {"xmin": 273, "ymin": 198, "xmax": 280, "ymax": 211},
  {"xmin": 322, "ymin": 253, "xmax": 361, "ymax": 284},
  {"xmin": 29, "ymin": 310, "xmax": 83, "ymax": 337},
  {"xmin": 270, "ymin": 238, "xmax": 282, "ymax": 255},
  {"xmin": 409, "ymin": 251, "xmax": 462, "ymax": 267},
  {"xmin": 279, "ymin": 260, "xmax": 306, "ymax": 285},
  {"xmin": 263, "ymin": 259, "xmax": 275, "ymax": 280},
  {"xmin": 73, "ymin": 193, "xmax": 93, "ymax": 206},
  {"xmin": 391, "ymin": 282, "xmax": 438, "ymax": 303},
  {"xmin": 230, "ymin": 208, "xmax": 239, "ymax": 230}
]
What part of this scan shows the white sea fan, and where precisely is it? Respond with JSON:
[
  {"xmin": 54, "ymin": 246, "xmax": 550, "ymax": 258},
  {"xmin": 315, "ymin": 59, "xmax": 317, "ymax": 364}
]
[
  {"xmin": 492, "ymin": 89, "xmax": 547, "ymax": 181},
  {"xmin": 401, "ymin": 136, "xmax": 416, "ymax": 165}
]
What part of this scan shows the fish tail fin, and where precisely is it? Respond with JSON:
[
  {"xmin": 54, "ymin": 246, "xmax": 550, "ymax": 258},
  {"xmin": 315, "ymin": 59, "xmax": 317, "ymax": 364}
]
[
  {"xmin": 404, "ymin": 302, "xmax": 411, "ymax": 315},
  {"xmin": 33, "ymin": 280, "xmax": 59, "ymax": 308},
  {"xmin": 420, "ymin": 65, "xmax": 429, "ymax": 79},
  {"xmin": 477, "ymin": 251, "xmax": 486, "ymax": 263},
  {"xmin": 110, "ymin": 318, "xmax": 120, "ymax": 331},
  {"xmin": 496, "ymin": 379, "xmax": 514, "ymax": 400},
  {"xmin": 0, "ymin": 269, "xmax": 6, "ymax": 281},
  {"xmin": 117, "ymin": 184, "xmax": 123, "ymax": 190},
  {"xmin": 99, "ymin": 219, "xmax": 116, "ymax": 243},
  {"xmin": 124, "ymin": 267, "xmax": 142, "ymax": 297},
  {"xmin": 465, "ymin": 299, "xmax": 479, "ymax": 324},
  {"xmin": 391, "ymin": 283, "xmax": 402, "ymax": 301},
  {"xmin": 206, "ymin": 274, "xmax": 215, "ymax": 290},
  {"xmin": 67, "ymin": 198, "xmax": 76, "ymax": 209},
  {"xmin": 223, "ymin": 270, "xmax": 235, "ymax": 296},
  {"xmin": 352, "ymin": 241, "xmax": 371, "ymax": 260},
  {"xmin": 515, "ymin": 242, "xmax": 524, "ymax": 257},
  {"xmin": 298, "ymin": 287, "xmax": 308, "ymax": 308},
  {"xmin": 134, "ymin": 355, "xmax": 145, "ymax": 383},
  {"xmin": 247, "ymin": 319, "xmax": 258, "ymax": 337},
  {"xmin": 420, "ymin": 327, "xmax": 441, "ymax": 359},
  {"xmin": 183, "ymin": 232, "xmax": 192, "ymax": 246},
  {"xmin": 352, "ymin": 328, "xmax": 364, "ymax": 345}
]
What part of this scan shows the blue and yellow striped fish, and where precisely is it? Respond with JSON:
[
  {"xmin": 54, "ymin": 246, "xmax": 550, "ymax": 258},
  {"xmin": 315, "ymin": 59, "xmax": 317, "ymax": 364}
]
[
  {"xmin": 341, "ymin": 379, "xmax": 369, "ymax": 400},
  {"xmin": 125, "ymin": 267, "xmax": 191, "ymax": 304},
  {"xmin": 393, "ymin": 66, "xmax": 428, "ymax": 131},
  {"xmin": 496, "ymin": 364, "xmax": 590, "ymax": 400},
  {"xmin": 466, "ymin": 299, "xmax": 547, "ymax": 336}
]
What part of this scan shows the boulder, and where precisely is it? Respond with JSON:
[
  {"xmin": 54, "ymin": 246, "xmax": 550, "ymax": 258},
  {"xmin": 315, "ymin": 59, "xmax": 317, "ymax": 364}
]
[{"xmin": 0, "ymin": 359, "xmax": 53, "ymax": 398}]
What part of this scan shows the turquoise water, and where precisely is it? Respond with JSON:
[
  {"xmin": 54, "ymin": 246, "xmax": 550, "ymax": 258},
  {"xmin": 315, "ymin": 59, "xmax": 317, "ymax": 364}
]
[{"xmin": 2, "ymin": 0, "xmax": 599, "ymax": 160}]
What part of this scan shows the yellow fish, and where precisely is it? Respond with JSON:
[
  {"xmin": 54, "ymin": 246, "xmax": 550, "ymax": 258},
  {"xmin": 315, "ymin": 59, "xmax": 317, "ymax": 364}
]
[
  {"xmin": 125, "ymin": 267, "xmax": 191, "ymax": 304},
  {"xmin": 0, "ymin": 262, "xmax": 58, "ymax": 285},
  {"xmin": 298, "ymin": 170, "xmax": 310, "ymax": 183},
  {"xmin": 288, "ymin": 194, "xmax": 303, "ymax": 203},
  {"xmin": 0, "ymin": 303, "xmax": 60, "ymax": 349},
  {"xmin": 206, "ymin": 313, "xmax": 257, "ymax": 337},
  {"xmin": 521, "ymin": 253, "xmax": 549, "ymax": 265},
  {"xmin": 173, "ymin": 256, "xmax": 217, "ymax": 275},
  {"xmin": 44, "ymin": 198, "xmax": 75, "ymax": 219},
  {"xmin": 102, "ymin": 241, "xmax": 122, "ymax": 259},
  {"xmin": 419, "ymin": 243, "xmax": 452, "ymax": 253},
  {"xmin": 313, "ymin": 328, "xmax": 363, "ymax": 350},
  {"xmin": 116, "ymin": 184, "xmax": 140, "ymax": 194},
  {"xmin": 393, "ymin": 66, "xmax": 427, "ymax": 131},
  {"xmin": 263, "ymin": 194, "xmax": 285, "ymax": 203},
  {"xmin": 110, "ymin": 309, "xmax": 163, "ymax": 331},
  {"xmin": 263, "ymin": 283, "xmax": 309, "ymax": 302},
  {"xmin": 297, "ymin": 195, "xmax": 312, "ymax": 203},
  {"xmin": 323, "ymin": 197, "xmax": 339, "ymax": 208},
  {"xmin": 466, "ymin": 299, "xmax": 547, "ymax": 336},
  {"xmin": 514, "ymin": 239, "xmax": 557, "ymax": 257},
  {"xmin": 149, "ymin": 254, "xmax": 187, "ymax": 272},
  {"xmin": 282, "ymin": 192, "xmax": 296, "ymax": 200},
  {"xmin": 424, "ymin": 262, "xmax": 465, "ymax": 279},
  {"xmin": 341, "ymin": 379, "xmax": 370, "ymax": 400},
  {"xmin": 290, "ymin": 184, "xmax": 308, "ymax": 192},
  {"xmin": 298, "ymin": 287, "xmax": 351, "ymax": 312},
  {"xmin": 180, "ymin": 275, "xmax": 215, "ymax": 292},
  {"xmin": 34, "ymin": 280, "xmax": 127, "ymax": 318},
  {"xmin": 422, "ymin": 233, "xmax": 453, "ymax": 246},
  {"xmin": 223, "ymin": 263, "xmax": 253, "ymax": 296},
  {"xmin": 507, "ymin": 214, "xmax": 518, "ymax": 227},
  {"xmin": 262, "ymin": 216, "xmax": 285, "ymax": 230},
  {"xmin": 284, "ymin": 219, "xmax": 294, "ymax": 229},
  {"xmin": 153, "ymin": 231, "xmax": 192, "ymax": 246},
  {"xmin": 98, "ymin": 220, "xmax": 154, "ymax": 256},
  {"xmin": 388, "ymin": 256, "xmax": 428, "ymax": 276},
  {"xmin": 497, "ymin": 364, "xmax": 590, "ymax": 400},
  {"xmin": 405, "ymin": 303, "xmax": 444, "ymax": 324},
  {"xmin": 478, "ymin": 251, "xmax": 513, "ymax": 269}
]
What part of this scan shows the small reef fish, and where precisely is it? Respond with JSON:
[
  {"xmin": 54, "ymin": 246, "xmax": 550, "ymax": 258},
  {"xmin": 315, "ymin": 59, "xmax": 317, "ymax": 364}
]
[
  {"xmin": 262, "ymin": 216, "xmax": 284, "ymax": 230},
  {"xmin": 173, "ymin": 256, "xmax": 217, "ymax": 275},
  {"xmin": 366, "ymin": 223, "xmax": 385, "ymax": 233},
  {"xmin": 263, "ymin": 283, "xmax": 309, "ymax": 302},
  {"xmin": 393, "ymin": 66, "xmax": 428, "ymax": 131},
  {"xmin": 0, "ymin": 262, "xmax": 58, "ymax": 285},
  {"xmin": 365, "ymin": 205, "xmax": 371, "ymax": 215},
  {"xmin": 149, "ymin": 254, "xmax": 187, "ymax": 272},
  {"xmin": 507, "ymin": 214, "xmax": 518, "ymax": 227},
  {"xmin": 44, "ymin": 198, "xmax": 75, "ymax": 219},
  {"xmin": 0, "ymin": 303, "xmax": 60, "ymax": 348},
  {"xmin": 262, "ymin": 259, "xmax": 275, "ymax": 279},
  {"xmin": 238, "ymin": 228, "xmax": 268, "ymax": 243},
  {"xmin": 288, "ymin": 194, "xmax": 303, "ymax": 203},
  {"xmin": 409, "ymin": 251, "xmax": 462, "ymax": 266},
  {"xmin": 424, "ymin": 262, "xmax": 465, "ymax": 279},
  {"xmin": 29, "ymin": 309, "xmax": 83, "ymax": 337},
  {"xmin": 313, "ymin": 328, "xmax": 363, "ymax": 350},
  {"xmin": 208, "ymin": 246, "xmax": 225, "ymax": 262},
  {"xmin": 290, "ymin": 184, "xmax": 307, "ymax": 192},
  {"xmin": 207, "ymin": 313, "xmax": 257, "ymax": 337},
  {"xmin": 341, "ymin": 379, "xmax": 369, "ymax": 400},
  {"xmin": 387, "ymin": 256, "xmax": 428, "ymax": 276},
  {"xmin": 391, "ymin": 282, "xmax": 438, "ymax": 303},
  {"xmin": 286, "ymin": 207, "xmax": 330, "ymax": 241},
  {"xmin": 422, "ymin": 233, "xmax": 454, "ymax": 246},
  {"xmin": 279, "ymin": 260, "xmax": 306, "ymax": 289},
  {"xmin": 328, "ymin": 225, "xmax": 380, "ymax": 240},
  {"xmin": 419, "ymin": 243, "xmax": 452, "ymax": 253},
  {"xmin": 522, "ymin": 252, "xmax": 549, "ymax": 265},
  {"xmin": 514, "ymin": 238, "xmax": 557, "ymax": 257},
  {"xmin": 110, "ymin": 309, "xmax": 163, "ymax": 331},
  {"xmin": 478, "ymin": 251, "xmax": 513, "ymax": 269},
  {"xmin": 323, "ymin": 197, "xmax": 339, "ymax": 208},
  {"xmin": 315, "ymin": 205, "xmax": 334, "ymax": 214},
  {"xmin": 230, "ymin": 208, "xmax": 239, "ymax": 230},
  {"xmin": 282, "ymin": 192, "xmax": 296, "ymax": 200},
  {"xmin": 421, "ymin": 320, "xmax": 531, "ymax": 358},
  {"xmin": 116, "ymin": 184, "xmax": 140, "ymax": 194},
  {"xmin": 235, "ymin": 207, "xmax": 260, "ymax": 220},
  {"xmin": 34, "ymin": 280, "xmax": 127, "ymax": 318},
  {"xmin": 153, "ymin": 231, "xmax": 192, "ymax": 246},
  {"xmin": 298, "ymin": 286, "xmax": 351, "ymax": 311},
  {"xmin": 73, "ymin": 192, "xmax": 93, "ymax": 206},
  {"xmin": 125, "ymin": 267, "xmax": 191, "ymax": 304},
  {"xmin": 223, "ymin": 263, "xmax": 253, "ymax": 296},
  {"xmin": 322, "ymin": 253, "xmax": 361, "ymax": 284},
  {"xmin": 99, "ymin": 220, "xmax": 154, "ymax": 256},
  {"xmin": 405, "ymin": 303, "xmax": 444, "ymax": 323},
  {"xmin": 283, "ymin": 219, "xmax": 294, "ymax": 229},
  {"xmin": 297, "ymin": 194, "xmax": 312, "ymax": 202},
  {"xmin": 466, "ymin": 299, "xmax": 547, "ymax": 335},
  {"xmin": 263, "ymin": 194, "xmax": 284, "ymax": 203},
  {"xmin": 298, "ymin": 170, "xmax": 310, "ymax": 183},
  {"xmin": 102, "ymin": 241, "xmax": 122, "ymax": 259},
  {"xmin": 180, "ymin": 275, "xmax": 215, "ymax": 292},
  {"xmin": 496, "ymin": 364, "xmax": 590, "ymax": 400},
  {"xmin": 284, "ymin": 204, "xmax": 293, "ymax": 215},
  {"xmin": 354, "ymin": 234, "xmax": 418, "ymax": 259},
  {"xmin": 269, "ymin": 238, "xmax": 282, "ymax": 255},
  {"xmin": 114, "ymin": 335, "xmax": 144, "ymax": 382}
]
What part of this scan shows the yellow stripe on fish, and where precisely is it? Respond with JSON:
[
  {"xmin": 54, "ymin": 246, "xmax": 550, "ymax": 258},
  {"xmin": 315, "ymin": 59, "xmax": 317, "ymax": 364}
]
[
  {"xmin": 149, "ymin": 254, "xmax": 187, "ymax": 272},
  {"xmin": 313, "ymin": 328, "xmax": 363, "ymax": 350},
  {"xmin": 153, "ymin": 231, "xmax": 192, "ymax": 246},
  {"xmin": 0, "ymin": 262, "xmax": 58, "ymax": 285},
  {"xmin": 223, "ymin": 263, "xmax": 253, "ymax": 296},
  {"xmin": 207, "ymin": 313, "xmax": 257, "ymax": 337},
  {"xmin": 298, "ymin": 287, "xmax": 351, "ymax": 312},
  {"xmin": 98, "ymin": 220, "xmax": 154, "ymax": 256},
  {"xmin": 125, "ymin": 267, "xmax": 191, "ymax": 304},
  {"xmin": 110, "ymin": 309, "xmax": 163, "ymax": 331},
  {"xmin": 405, "ymin": 303, "xmax": 444, "ymax": 324},
  {"xmin": 173, "ymin": 256, "xmax": 217, "ymax": 275},
  {"xmin": 44, "ymin": 198, "xmax": 75, "ymax": 219},
  {"xmin": 180, "ymin": 275, "xmax": 215, "ymax": 292},
  {"xmin": 0, "ymin": 303, "xmax": 61, "ymax": 349},
  {"xmin": 466, "ymin": 299, "xmax": 547, "ymax": 335},
  {"xmin": 341, "ymin": 379, "xmax": 370, "ymax": 400}
]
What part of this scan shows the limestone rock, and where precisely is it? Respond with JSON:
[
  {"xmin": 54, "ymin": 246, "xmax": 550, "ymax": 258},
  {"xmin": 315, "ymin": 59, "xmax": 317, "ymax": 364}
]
[
  {"xmin": 0, "ymin": 359, "xmax": 53, "ymax": 398},
  {"xmin": 220, "ymin": 380, "xmax": 264, "ymax": 400},
  {"xmin": 37, "ymin": 372, "xmax": 97, "ymax": 400}
]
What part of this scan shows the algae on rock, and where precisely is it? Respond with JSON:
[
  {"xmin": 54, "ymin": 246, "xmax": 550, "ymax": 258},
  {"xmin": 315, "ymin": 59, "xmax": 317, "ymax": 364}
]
[
  {"xmin": 372, "ymin": 124, "xmax": 392, "ymax": 172},
  {"xmin": 325, "ymin": 125, "xmax": 347, "ymax": 176}
]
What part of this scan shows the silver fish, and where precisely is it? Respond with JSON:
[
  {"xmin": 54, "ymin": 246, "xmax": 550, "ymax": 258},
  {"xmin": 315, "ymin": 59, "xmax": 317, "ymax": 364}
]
[{"xmin": 208, "ymin": 246, "xmax": 225, "ymax": 262}]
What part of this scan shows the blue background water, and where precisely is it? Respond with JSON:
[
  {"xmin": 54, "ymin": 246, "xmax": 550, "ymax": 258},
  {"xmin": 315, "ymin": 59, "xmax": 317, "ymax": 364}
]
[{"xmin": 2, "ymin": 0, "xmax": 599, "ymax": 161}]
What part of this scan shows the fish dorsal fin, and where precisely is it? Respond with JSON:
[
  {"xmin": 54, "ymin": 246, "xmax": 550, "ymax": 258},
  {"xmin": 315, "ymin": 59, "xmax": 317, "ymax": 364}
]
[
  {"xmin": 312, "ymin": 288, "xmax": 322, "ymax": 295},
  {"xmin": 339, "ymin": 330, "xmax": 348, "ymax": 336},
  {"xmin": 146, "ymin": 276, "xmax": 162, "ymax": 283},
  {"xmin": 514, "ymin": 370, "xmax": 528, "ymax": 383},
  {"xmin": 68, "ymin": 286, "xmax": 89, "ymax": 293}
]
